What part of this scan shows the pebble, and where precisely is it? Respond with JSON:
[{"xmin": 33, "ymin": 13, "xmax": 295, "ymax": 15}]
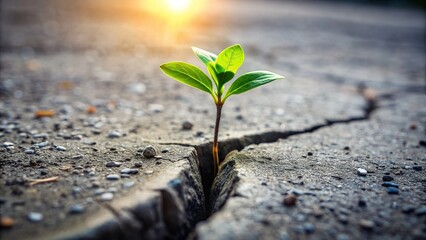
[
  {"xmin": 122, "ymin": 181, "xmax": 135, "ymax": 189},
  {"xmin": 283, "ymin": 194, "xmax": 297, "ymax": 206},
  {"xmin": 148, "ymin": 104, "xmax": 164, "ymax": 113},
  {"xmin": 382, "ymin": 175, "xmax": 394, "ymax": 181},
  {"xmin": 27, "ymin": 212, "xmax": 43, "ymax": 222},
  {"xmin": 358, "ymin": 199, "xmax": 367, "ymax": 207},
  {"xmin": 182, "ymin": 121, "xmax": 193, "ymax": 130},
  {"xmin": 94, "ymin": 189, "xmax": 105, "ymax": 195},
  {"xmin": 69, "ymin": 204, "xmax": 85, "ymax": 214},
  {"xmin": 25, "ymin": 149, "xmax": 35, "ymax": 154},
  {"xmin": 100, "ymin": 192, "xmax": 114, "ymax": 201},
  {"xmin": 133, "ymin": 162, "xmax": 143, "ymax": 168},
  {"xmin": 35, "ymin": 141, "xmax": 49, "ymax": 148},
  {"xmin": 105, "ymin": 161, "xmax": 122, "ymax": 167},
  {"xmin": 3, "ymin": 142, "xmax": 14, "ymax": 147},
  {"xmin": 387, "ymin": 187, "xmax": 399, "ymax": 194},
  {"xmin": 382, "ymin": 182, "xmax": 399, "ymax": 188},
  {"xmin": 415, "ymin": 206, "xmax": 426, "ymax": 216},
  {"xmin": 105, "ymin": 174, "xmax": 120, "ymax": 180},
  {"xmin": 303, "ymin": 223, "xmax": 315, "ymax": 234},
  {"xmin": 413, "ymin": 166, "xmax": 423, "ymax": 171},
  {"xmin": 72, "ymin": 187, "xmax": 82, "ymax": 196},
  {"xmin": 40, "ymin": 169, "xmax": 48, "ymax": 176},
  {"xmin": 0, "ymin": 216, "xmax": 15, "ymax": 228},
  {"xmin": 144, "ymin": 170, "xmax": 154, "ymax": 175},
  {"xmin": 359, "ymin": 219, "xmax": 374, "ymax": 230},
  {"xmin": 120, "ymin": 168, "xmax": 139, "ymax": 174},
  {"xmin": 143, "ymin": 145, "xmax": 157, "ymax": 158},
  {"xmin": 402, "ymin": 205, "xmax": 416, "ymax": 214},
  {"xmin": 357, "ymin": 168, "xmax": 367, "ymax": 176},
  {"xmin": 56, "ymin": 146, "xmax": 67, "ymax": 151},
  {"xmin": 33, "ymin": 133, "xmax": 48, "ymax": 139},
  {"xmin": 107, "ymin": 131, "xmax": 121, "ymax": 138}
]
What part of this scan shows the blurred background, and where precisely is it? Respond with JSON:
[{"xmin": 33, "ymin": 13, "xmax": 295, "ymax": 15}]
[{"xmin": 0, "ymin": 0, "xmax": 424, "ymax": 134}]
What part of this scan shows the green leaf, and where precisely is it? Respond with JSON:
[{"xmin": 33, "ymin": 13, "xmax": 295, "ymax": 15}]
[
  {"xmin": 192, "ymin": 47, "xmax": 217, "ymax": 66},
  {"xmin": 224, "ymin": 71, "xmax": 284, "ymax": 100},
  {"xmin": 160, "ymin": 62, "xmax": 213, "ymax": 94},
  {"xmin": 207, "ymin": 62, "xmax": 219, "ymax": 86},
  {"xmin": 216, "ymin": 44, "xmax": 244, "ymax": 77}
]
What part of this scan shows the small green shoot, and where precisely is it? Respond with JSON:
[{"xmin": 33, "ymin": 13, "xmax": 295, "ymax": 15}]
[{"xmin": 160, "ymin": 44, "xmax": 284, "ymax": 176}]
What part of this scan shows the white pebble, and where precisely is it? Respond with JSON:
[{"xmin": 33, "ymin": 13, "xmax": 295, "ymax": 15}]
[{"xmin": 357, "ymin": 168, "xmax": 367, "ymax": 176}]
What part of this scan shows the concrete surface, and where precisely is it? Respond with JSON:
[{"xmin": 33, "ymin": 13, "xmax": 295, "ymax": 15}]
[{"xmin": 0, "ymin": 0, "xmax": 424, "ymax": 239}]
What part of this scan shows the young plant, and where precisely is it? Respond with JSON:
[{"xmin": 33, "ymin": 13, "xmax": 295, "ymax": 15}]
[{"xmin": 160, "ymin": 44, "xmax": 284, "ymax": 176}]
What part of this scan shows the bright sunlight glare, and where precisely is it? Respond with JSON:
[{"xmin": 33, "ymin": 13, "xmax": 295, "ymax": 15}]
[{"xmin": 166, "ymin": 0, "xmax": 190, "ymax": 13}]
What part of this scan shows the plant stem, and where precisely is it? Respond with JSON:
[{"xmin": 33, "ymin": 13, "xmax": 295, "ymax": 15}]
[{"xmin": 213, "ymin": 102, "xmax": 223, "ymax": 176}]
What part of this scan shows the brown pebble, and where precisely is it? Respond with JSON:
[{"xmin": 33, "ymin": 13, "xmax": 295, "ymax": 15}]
[
  {"xmin": 283, "ymin": 194, "xmax": 297, "ymax": 206},
  {"xmin": 359, "ymin": 219, "xmax": 375, "ymax": 230},
  {"xmin": 34, "ymin": 109, "xmax": 55, "ymax": 118},
  {"xmin": 0, "ymin": 216, "xmax": 15, "ymax": 228}
]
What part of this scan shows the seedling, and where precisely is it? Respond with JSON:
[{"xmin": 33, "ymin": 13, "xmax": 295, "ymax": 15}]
[{"xmin": 160, "ymin": 44, "xmax": 284, "ymax": 176}]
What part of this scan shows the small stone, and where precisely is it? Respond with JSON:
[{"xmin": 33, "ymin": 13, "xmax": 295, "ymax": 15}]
[
  {"xmin": 402, "ymin": 205, "xmax": 416, "ymax": 214},
  {"xmin": 105, "ymin": 161, "xmax": 122, "ymax": 168},
  {"xmin": 382, "ymin": 182, "xmax": 399, "ymax": 188},
  {"xmin": 148, "ymin": 104, "xmax": 164, "ymax": 113},
  {"xmin": 144, "ymin": 170, "xmax": 154, "ymax": 175},
  {"xmin": 107, "ymin": 187, "xmax": 118, "ymax": 193},
  {"xmin": 105, "ymin": 174, "xmax": 120, "ymax": 181},
  {"xmin": 122, "ymin": 181, "xmax": 135, "ymax": 189},
  {"xmin": 143, "ymin": 145, "xmax": 157, "ymax": 158},
  {"xmin": 27, "ymin": 212, "xmax": 43, "ymax": 222},
  {"xmin": 307, "ymin": 152, "xmax": 313, "ymax": 156},
  {"xmin": 3, "ymin": 142, "xmax": 14, "ymax": 147},
  {"xmin": 133, "ymin": 162, "xmax": 143, "ymax": 168},
  {"xmin": 413, "ymin": 166, "xmax": 423, "ymax": 171},
  {"xmin": 415, "ymin": 206, "xmax": 426, "ymax": 216},
  {"xmin": 25, "ymin": 149, "xmax": 35, "ymax": 154},
  {"xmin": 72, "ymin": 187, "xmax": 82, "ymax": 196},
  {"xmin": 357, "ymin": 168, "xmax": 367, "ymax": 176},
  {"xmin": 303, "ymin": 223, "xmax": 315, "ymax": 234},
  {"xmin": 359, "ymin": 219, "xmax": 374, "ymax": 230},
  {"xmin": 69, "ymin": 204, "xmax": 85, "ymax": 214},
  {"xmin": 35, "ymin": 141, "xmax": 49, "ymax": 148},
  {"xmin": 387, "ymin": 187, "xmax": 399, "ymax": 194},
  {"xmin": 0, "ymin": 216, "xmax": 15, "ymax": 228},
  {"xmin": 358, "ymin": 199, "xmax": 367, "ymax": 207},
  {"xmin": 120, "ymin": 168, "xmax": 139, "ymax": 174},
  {"xmin": 107, "ymin": 131, "xmax": 121, "ymax": 138},
  {"xmin": 40, "ymin": 169, "xmax": 48, "ymax": 176},
  {"xmin": 56, "ymin": 146, "xmax": 67, "ymax": 151},
  {"xmin": 94, "ymin": 189, "xmax": 105, "ymax": 195},
  {"xmin": 382, "ymin": 175, "xmax": 394, "ymax": 181},
  {"xmin": 100, "ymin": 192, "xmax": 113, "ymax": 201},
  {"xmin": 343, "ymin": 146, "xmax": 350, "ymax": 151},
  {"xmin": 283, "ymin": 194, "xmax": 297, "ymax": 206},
  {"xmin": 182, "ymin": 121, "xmax": 193, "ymax": 130}
]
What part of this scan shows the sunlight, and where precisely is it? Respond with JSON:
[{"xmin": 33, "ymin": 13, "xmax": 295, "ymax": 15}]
[
  {"xmin": 143, "ymin": 0, "xmax": 206, "ymax": 19},
  {"xmin": 166, "ymin": 0, "xmax": 190, "ymax": 13}
]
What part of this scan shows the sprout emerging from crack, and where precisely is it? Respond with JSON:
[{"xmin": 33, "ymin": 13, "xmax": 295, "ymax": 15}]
[{"xmin": 160, "ymin": 44, "xmax": 284, "ymax": 176}]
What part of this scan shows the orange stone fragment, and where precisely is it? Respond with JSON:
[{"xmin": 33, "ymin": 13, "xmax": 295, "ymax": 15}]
[
  {"xmin": 35, "ymin": 109, "xmax": 55, "ymax": 118},
  {"xmin": 0, "ymin": 216, "xmax": 15, "ymax": 228},
  {"xmin": 86, "ymin": 105, "xmax": 96, "ymax": 114},
  {"xmin": 58, "ymin": 80, "xmax": 75, "ymax": 91}
]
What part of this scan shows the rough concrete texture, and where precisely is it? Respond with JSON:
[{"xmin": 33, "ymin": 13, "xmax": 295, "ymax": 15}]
[
  {"xmin": 197, "ymin": 94, "xmax": 426, "ymax": 240},
  {"xmin": 1, "ymin": 140, "xmax": 205, "ymax": 240},
  {"xmin": 1, "ymin": 0, "xmax": 425, "ymax": 239}
]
